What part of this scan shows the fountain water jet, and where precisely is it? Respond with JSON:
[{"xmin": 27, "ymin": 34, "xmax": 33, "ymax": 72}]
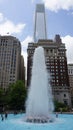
[{"xmin": 26, "ymin": 46, "xmax": 54, "ymax": 123}]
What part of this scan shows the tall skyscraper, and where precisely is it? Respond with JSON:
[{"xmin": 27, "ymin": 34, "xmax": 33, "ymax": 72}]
[
  {"xmin": 0, "ymin": 35, "xmax": 25, "ymax": 90},
  {"xmin": 19, "ymin": 55, "xmax": 25, "ymax": 83},
  {"xmin": 34, "ymin": 4, "xmax": 47, "ymax": 42}
]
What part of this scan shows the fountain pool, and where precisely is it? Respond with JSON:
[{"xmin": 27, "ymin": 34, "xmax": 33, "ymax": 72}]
[{"xmin": 0, "ymin": 113, "xmax": 73, "ymax": 130}]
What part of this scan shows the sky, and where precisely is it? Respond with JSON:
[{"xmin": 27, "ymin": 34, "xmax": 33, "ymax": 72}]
[{"xmin": 0, "ymin": 0, "xmax": 73, "ymax": 68}]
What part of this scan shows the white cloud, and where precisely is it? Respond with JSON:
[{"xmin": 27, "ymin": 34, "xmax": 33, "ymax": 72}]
[
  {"xmin": 71, "ymin": 12, "xmax": 73, "ymax": 15},
  {"xmin": 31, "ymin": 0, "xmax": 34, "ymax": 3},
  {"xmin": 0, "ymin": 0, "xmax": 5, "ymax": 3},
  {"xmin": 21, "ymin": 36, "xmax": 33, "ymax": 68},
  {"xmin": 0, "ymin": 13, "xmax": 25, "ymax": 35},
  {"xmin": 21, "ymin": 36, "xmax": 33, "ymax": 79},
  {"xmin": 0, "ymin": 13, "xmax": 4, "ymax": 22},
  {"xmin": 62, "ymin": 35, "xmax": 73, "ymax": 63},
  {"xmin": 42, "ymin": 0, "xmax": 73, "ymax": 12}
]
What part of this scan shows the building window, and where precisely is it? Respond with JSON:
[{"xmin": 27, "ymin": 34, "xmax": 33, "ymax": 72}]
[
  {"xmin": 50, "ymin": 49, "xmax": 53, "ymax": 53},
  {"xmin": 64, "ymin": 94, "xmax": 66, "ymax": 97},
  {"xmin": 46, "ymin": 49, "xmax": 48, "ymax": 53},
  {"xmin": 63, "ymin": 100, "xmax": 68, "ymax": 105}
]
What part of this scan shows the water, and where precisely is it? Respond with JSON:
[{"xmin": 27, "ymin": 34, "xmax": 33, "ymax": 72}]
[
  {"xmin": 0, "ymin": 113, "xmax": 73, "ymax": 130},
  {"xmin": 0, "ymin": 47, "xmax": 72, "ymax": 130},
  {"xmin": 26, "ymin": 47, "xmax": 54, "ymax": 122}
]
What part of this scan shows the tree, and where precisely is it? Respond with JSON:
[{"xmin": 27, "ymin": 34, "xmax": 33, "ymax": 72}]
[
  {"xmin": 54, "ymin": 100, "xmax": 69, "ymax": 112},
  {"xmin": 0, "ymin": 88, "xmax": 7, "ymax": 112},
  {"xmin": 8, "ymin": 80, "xmax": 27, "ymax": 110},
  {"xmin": 0, "ymin": 88, "xmax": 4, "ymax": 108}
]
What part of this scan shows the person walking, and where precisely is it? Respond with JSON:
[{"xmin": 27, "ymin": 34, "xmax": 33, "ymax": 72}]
[
  {"xmin": 1, "ymin": 114, "xmax": 4, "ymax": 121},
  {"xmin": 5, "ymin": 111, "xmax": 8, "ymax": 119}
]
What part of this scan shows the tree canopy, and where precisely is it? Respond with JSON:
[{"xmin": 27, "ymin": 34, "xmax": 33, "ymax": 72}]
[{"xmin": 0, "ymin": 80, "xmax": 27, "ymax": 112}]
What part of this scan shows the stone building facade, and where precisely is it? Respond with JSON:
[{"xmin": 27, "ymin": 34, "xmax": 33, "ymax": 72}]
[
  {"xmin": 0, "ymin": 35, "xmax": 25, "ymax": 90},
  {"xmin": 27, "ymin": 35, "xmax": 71, "ymax": 106},
  {"xmin": 68, "ymin": 64, "xmax": 73, "ymax": 106}
]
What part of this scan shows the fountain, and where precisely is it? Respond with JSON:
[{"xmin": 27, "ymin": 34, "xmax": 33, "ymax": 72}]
[
  {"xmin": 26, "ymin": 46, "xmax": 54, "ymax": 123},
  {"xmin": 0, "ymin": 46, "xmax": 72, "ymax": 130},
  {"xmin": 1, "ymin": 48, "xmax": 73, "ymax": 130}
]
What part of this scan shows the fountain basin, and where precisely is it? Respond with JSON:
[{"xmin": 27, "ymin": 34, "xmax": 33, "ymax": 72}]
[
  {"xmin": 1, "ymin": 113, "xmax": 73, "ymax": 130},
  {"xmin": 26, "ymin": 116, "xmax": 54, "ymax": 123},
  {"xmin": 26, "ymin": 117, "xmax": 48, "ymax": 123}
]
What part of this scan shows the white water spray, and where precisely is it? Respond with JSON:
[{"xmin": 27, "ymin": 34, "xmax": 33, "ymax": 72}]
[{"xmin": 26, "ymin": 47, "xmax": 54, "ymax": 122}]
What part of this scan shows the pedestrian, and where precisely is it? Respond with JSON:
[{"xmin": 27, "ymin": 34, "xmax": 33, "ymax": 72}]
[
  {"xmin": 5, "ymin": 112, "xmax": 8, "ymax": 119},
  {"xmin": 56, "ymin": 112, "xmax": 58, "ymax": 118},
  {"xmin": 1, "ymin": 114, "xmax": 4, "ymax": 121}
]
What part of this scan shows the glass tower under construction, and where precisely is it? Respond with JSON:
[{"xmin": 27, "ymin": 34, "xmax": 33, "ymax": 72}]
[{"xmin": 34, "ymin": 4, "xmax": 47, "ymax": 42}]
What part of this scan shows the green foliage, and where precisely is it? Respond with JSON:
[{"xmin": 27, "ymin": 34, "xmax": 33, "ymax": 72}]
[
  {"xmin": 54, "ymin": 100, "xmax": 69, "ymax": 112},
  {"xmin": 8, "ymin": 80, "xmax": 27, "ymax": 110},
  {"xmin": 0, "ymin": 80, "xmax": 27, "ymax": 111},
  {"xmin": 0, "ymin": 88, "xmax": 4, "ymax": 105}
]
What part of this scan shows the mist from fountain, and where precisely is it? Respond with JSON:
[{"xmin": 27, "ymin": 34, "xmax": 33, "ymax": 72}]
[{"xmin": 26, "ymin": 46, "xmax": 54, "ymax": 123}]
